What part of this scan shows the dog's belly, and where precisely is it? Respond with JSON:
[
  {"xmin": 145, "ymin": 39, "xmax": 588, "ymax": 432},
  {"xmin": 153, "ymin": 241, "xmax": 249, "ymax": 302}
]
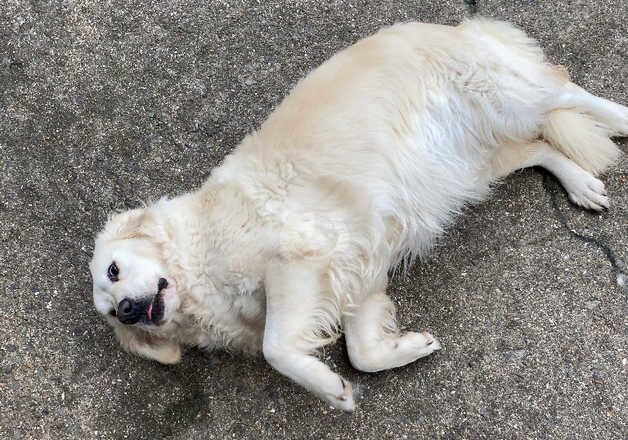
[
  {"xmin": 247, "ymin": 23, "xmax": 549, "ymax": 262},
  {"xmin": 367, "ymin": 130, "xmax": 494, "ymax": 263}
]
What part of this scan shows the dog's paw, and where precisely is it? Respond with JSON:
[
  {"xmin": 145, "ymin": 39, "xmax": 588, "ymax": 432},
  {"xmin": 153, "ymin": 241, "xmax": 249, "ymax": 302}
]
[
  {"xmin": 400, "ymin": 331, "xmax": 441, "ymax": 357},
  {"xmin": 564, "ymin": 170, "xmax": 609, "ymax": 211},
  {"xmin": 324, "ymin": 377, "xmax": 357, "ymax": 412}
]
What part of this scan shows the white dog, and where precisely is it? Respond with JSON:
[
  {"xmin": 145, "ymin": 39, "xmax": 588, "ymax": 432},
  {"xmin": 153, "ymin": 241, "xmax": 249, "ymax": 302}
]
[{"xmin": 90, "ymin": 18, "xmax": 626, "ymax": 411}]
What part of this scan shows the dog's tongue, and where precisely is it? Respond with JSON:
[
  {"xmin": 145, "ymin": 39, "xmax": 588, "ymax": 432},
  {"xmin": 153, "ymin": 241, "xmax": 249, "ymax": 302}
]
[{"xmin": 146, "ymin": 302, "xmax": 153, "ymax": 322}]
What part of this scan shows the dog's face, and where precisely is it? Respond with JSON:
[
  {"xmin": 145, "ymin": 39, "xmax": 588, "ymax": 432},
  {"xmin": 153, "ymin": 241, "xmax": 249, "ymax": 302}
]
[
  {"xmin": 89, "ymin": 209, "xmax": 182, "ymax": 363},
  {"xmin": 91, "ymin": 236, "xmax": 179, "ymax": 325}
]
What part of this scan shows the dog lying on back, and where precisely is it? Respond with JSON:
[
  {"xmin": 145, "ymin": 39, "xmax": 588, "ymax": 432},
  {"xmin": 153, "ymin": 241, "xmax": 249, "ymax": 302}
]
[{"xmin": 90, "ymin": 18, "xmax": 625, "ymax": 411}]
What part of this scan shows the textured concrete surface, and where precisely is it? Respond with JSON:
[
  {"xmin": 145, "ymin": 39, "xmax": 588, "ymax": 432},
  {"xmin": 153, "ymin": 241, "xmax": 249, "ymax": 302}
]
[{"xmin": 1, "ymin": 1, "xmax": 626, "ymax": 439}]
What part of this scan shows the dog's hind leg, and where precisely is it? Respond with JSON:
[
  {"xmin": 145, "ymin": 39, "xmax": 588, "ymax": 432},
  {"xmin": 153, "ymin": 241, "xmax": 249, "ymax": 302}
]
[
  {"xmin": 343, "ymin": 291, "xmax": 440, "ymax": 373},
  {"xmin": 555, "ymin": 83, "xmax": 628, "ymax": 136},
  {"xmin": 491, "ymin": 141, "xmax": 610, "ymax": 211},
  {"xmin": 542, "ymin": 107, "xmax": 622, "ymax": 176},
  {"xmin": 262, "ymin": 260, "xmax": 355, "ymax": 411}
]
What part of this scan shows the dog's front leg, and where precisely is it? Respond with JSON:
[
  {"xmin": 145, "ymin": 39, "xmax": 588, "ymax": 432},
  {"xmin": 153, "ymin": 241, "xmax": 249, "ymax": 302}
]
[{"xmin": 262, "ymin": 259, "xmax": 355, "ymax": 411}]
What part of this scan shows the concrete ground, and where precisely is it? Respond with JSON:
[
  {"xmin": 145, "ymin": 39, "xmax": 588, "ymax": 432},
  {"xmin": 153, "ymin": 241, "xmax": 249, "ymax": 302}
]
[{"xmin": 1, "ymin": 1, "xmax": 626, "ymax": 438}]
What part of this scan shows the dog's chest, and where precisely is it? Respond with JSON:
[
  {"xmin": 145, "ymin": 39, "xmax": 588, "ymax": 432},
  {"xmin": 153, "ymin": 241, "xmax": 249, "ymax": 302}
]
[{"xmin": 179, "ymin": 284, "xmax": 266, "ymax": 353}]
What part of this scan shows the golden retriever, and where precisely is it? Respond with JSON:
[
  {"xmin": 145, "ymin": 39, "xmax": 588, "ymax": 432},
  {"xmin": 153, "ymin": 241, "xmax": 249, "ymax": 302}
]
[{"xmin": 90, "ymin": 18, "xmax": 626, "ymax": 411}]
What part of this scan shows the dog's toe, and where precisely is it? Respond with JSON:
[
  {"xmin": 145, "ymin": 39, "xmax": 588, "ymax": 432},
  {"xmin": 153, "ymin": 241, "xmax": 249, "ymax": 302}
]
[
  {"xmin": 399, "ymin": 331, "xmax": 442, "ymax": 359},
  {"xmin": 421, "ymin": 332, "xmax": 442, "ymax": 351},
  {"xmin": 329, "ymin": 378, "xmax": 356, "ymax": 412}
]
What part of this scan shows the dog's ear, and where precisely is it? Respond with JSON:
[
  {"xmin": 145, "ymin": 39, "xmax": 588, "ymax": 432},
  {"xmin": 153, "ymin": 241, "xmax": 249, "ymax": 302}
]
[
  {"xmin": 113, "ymin": 324, "xmax": 181, "ymax": 364},
  {"xmin": 101, "ymin": 207, "xmax": 171, "ymax": 244},
  {"xmin": 99, "ymin": 208, "xmax": 148, "ymax": 241}
]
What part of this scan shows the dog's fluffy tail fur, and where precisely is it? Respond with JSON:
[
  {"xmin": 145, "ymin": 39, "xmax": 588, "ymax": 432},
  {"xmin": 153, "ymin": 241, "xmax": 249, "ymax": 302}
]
[{"xmin": 543, "ymin": 109, "xmax": 620, "ymax": 176}]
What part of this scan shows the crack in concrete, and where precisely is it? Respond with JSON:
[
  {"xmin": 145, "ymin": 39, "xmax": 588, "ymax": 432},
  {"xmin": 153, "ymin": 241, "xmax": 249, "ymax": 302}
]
[
  {"xmin": 539, "ymin": 170, "xmax": 626, "ymax": 290},
  {"xmin": 464, "ymin": 0, "xmax": 478, "ymax": 15}
]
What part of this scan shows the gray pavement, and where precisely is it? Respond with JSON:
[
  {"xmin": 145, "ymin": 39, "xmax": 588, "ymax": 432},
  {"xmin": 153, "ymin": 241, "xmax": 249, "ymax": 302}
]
[{"xmin": 1, "ymin": 1, "xmax": 626, "ymax": 439}]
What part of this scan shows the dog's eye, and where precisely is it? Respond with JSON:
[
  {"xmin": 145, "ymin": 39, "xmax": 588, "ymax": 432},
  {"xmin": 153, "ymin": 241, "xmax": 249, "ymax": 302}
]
[
  {"xmin": 109, "ymin": 309, "xmax": 117, "ymax": 317},
  {"xmin": 107, "ymin": 262, "xmax": 119, "ymax": 282}
]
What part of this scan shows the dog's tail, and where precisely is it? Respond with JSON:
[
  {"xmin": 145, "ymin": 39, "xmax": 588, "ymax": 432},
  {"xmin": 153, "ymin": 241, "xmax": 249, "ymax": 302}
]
[{"xmin": 542, "ymin": 109, "xmax": 621, "ymax": 176}]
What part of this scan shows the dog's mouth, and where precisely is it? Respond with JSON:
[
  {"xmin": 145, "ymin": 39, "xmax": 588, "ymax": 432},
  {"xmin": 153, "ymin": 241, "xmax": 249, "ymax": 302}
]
[
  {"xmin": 146, "ymin": 292, "xmax": 165, "ymax": 325},
  {"xmin": 116, "ymin": 293, "xmax": 165, "ymax": 326}
]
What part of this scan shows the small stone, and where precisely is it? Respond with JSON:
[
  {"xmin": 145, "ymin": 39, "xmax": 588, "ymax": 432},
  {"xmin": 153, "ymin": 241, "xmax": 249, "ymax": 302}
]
[
  {"xmin": 585, "ymin": 300, "xmax": 600, "ymax": 309},
  {"xmin": 592, "ymin": 371, "xmax": 603, "ymax": 384},
  {"xmin": 503, "ymin": 350, "xmax": 526, "ymax": 362}
]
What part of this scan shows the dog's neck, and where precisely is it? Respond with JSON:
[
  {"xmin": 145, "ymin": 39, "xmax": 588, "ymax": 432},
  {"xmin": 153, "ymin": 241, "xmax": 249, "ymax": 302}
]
[
  {"xmin": 147, "ymin": 179, "xmax": 269, "ymax": 350},
  {"xmin": 157, "ymin": 178, "xmax": 272, "ymax": 294}
]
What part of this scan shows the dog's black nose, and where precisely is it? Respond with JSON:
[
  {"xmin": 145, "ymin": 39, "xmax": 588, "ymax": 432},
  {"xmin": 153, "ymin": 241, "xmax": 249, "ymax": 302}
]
[
  {"xmin": 158, "ymin": 277, "xmax": 168, "ymax": 291},
  {"xmin": 117, "ymin": 298, "xmax": 141, "ymax": 325}
]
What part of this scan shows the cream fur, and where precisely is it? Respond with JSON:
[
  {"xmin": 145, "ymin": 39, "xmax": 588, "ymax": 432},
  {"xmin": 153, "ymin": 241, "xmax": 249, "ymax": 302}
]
[{"xmin": 90, "ymin": 18, "xmax": 626, "ymax": 411}]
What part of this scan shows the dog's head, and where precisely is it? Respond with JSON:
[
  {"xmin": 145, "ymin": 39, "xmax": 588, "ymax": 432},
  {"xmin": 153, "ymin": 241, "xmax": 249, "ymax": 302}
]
[{"xmin": 89, "ymin": 207, "xmax": 182, "ymax": 364}]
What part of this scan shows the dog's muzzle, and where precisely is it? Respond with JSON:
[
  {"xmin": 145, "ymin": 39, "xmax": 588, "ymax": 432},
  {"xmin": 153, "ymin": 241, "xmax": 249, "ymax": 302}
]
[{"xmin": 117, "ymin": 278, "xmax": 168, "ymax": 325}]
